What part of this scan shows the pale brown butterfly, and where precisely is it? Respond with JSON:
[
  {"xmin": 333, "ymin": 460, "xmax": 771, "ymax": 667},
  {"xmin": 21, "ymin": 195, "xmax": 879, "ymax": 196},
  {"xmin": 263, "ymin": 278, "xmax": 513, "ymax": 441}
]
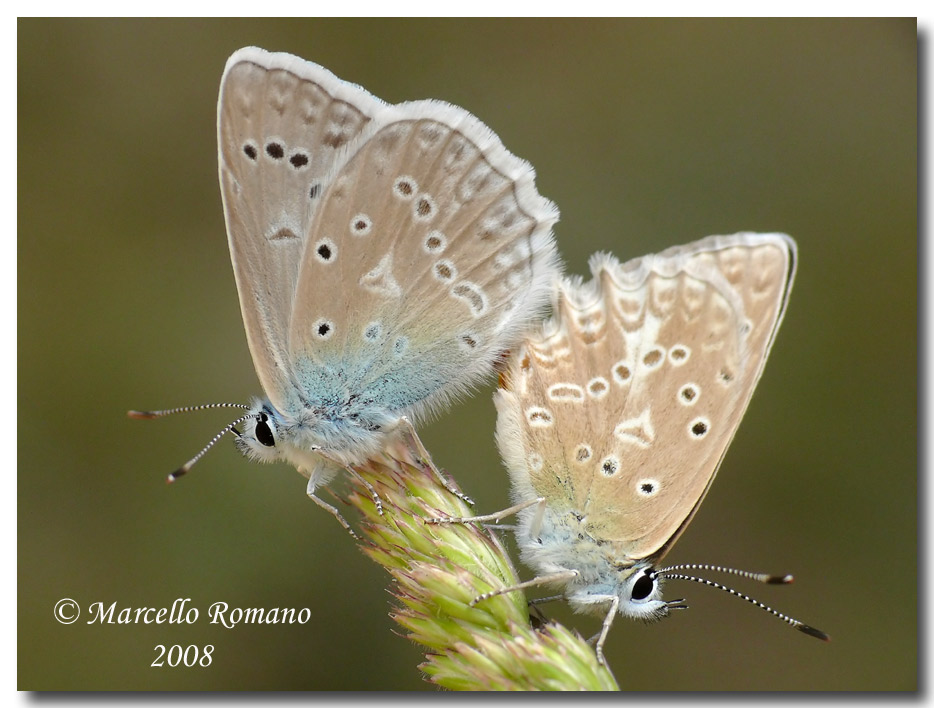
[
  {"xmin": 130, "ymin": 47, "xmax": 562, "ymax": 535},
  {"xmin": 433, "ymin": 232, "xmax": 827, "ymax": 664}
]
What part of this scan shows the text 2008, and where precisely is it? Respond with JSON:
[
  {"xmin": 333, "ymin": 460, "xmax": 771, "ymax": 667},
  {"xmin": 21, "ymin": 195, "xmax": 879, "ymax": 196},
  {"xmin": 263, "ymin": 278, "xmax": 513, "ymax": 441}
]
[{"xmin": 152, "ymin": 644, "xmax": 214, "ymax": 667}]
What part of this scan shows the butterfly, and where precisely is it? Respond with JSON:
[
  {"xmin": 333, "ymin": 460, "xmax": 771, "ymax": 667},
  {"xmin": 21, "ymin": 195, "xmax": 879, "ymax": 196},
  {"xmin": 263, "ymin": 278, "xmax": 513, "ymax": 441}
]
[
  {"xmin": 433, "ymin": 233, "xmax": 827, "ymax": 663},
  {"xmin": 131, "ymin": 47, "xmax": 561, "ymax": 533}
]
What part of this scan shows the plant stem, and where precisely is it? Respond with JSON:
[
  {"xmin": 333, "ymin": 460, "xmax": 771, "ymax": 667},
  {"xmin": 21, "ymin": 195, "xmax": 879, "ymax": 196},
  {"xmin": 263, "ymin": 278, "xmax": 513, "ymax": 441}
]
[{"xmin": 343, "ymin": 442, "xmax": 620, "ymax": 691}]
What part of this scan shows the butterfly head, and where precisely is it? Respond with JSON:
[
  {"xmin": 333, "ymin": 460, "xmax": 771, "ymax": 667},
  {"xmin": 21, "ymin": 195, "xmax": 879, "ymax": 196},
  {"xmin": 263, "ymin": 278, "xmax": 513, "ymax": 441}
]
[
  {"xmin": 565, "ymin": 557, "xmax": 681, "ymax": 623},
  {"xmin": 232, "ymin": 395, "xmax": 394, "ymax": 472},
  {"xmin": 232, "ymin": 398, "xmax": 333, "ymax": 471},
  {"xmin": 232, "ymin": 399, "xmax": 287, "ymax": 465},
  {"xmin": 612, "ymin": 564, "xmax": 686, "ymax": 622}
]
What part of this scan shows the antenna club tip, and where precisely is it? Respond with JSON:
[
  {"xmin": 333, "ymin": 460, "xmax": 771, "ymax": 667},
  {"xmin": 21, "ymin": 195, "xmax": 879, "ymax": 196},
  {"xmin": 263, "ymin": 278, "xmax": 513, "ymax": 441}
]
[
  {"xmin": 767, "ymin": 574, "xmax": 795, "ymax": 584},
  {"xmin": 798, "ymin": 624, "xmax": 831, "ymax": 642},
  {"xmin": 128, "ymin": 410, "xmax": 156, "ymax": 419},
  {"xmin": 167, "ymin": 469, "xmax": 188, "ymax": 484}
]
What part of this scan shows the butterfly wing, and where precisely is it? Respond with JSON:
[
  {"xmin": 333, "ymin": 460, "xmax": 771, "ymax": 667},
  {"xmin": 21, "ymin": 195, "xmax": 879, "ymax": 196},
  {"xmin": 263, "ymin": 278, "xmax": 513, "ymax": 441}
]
[
  {"xmin": 285, "ymin": 100, "xmax": 560, "ymax": 422},
  {"xmin": 217, "ymin": 47, "xmax": 383, "ymax": 411},
  {"xmin": 496, "ymin": 233, "xmax": 796, "ymax": 561}
]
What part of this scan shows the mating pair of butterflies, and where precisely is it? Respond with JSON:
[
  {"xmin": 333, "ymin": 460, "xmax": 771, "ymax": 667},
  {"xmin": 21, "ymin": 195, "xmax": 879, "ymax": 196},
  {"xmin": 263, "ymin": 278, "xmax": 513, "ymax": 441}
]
[{"xmin": 132, "ymin": 47, "xmax": 827, "ymax": 660}]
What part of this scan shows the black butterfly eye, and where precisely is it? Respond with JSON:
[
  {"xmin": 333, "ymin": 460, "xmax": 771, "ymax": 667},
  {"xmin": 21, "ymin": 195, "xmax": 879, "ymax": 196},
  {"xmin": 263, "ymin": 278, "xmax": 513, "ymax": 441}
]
[
  {"xmin": 631, "ymin": 570, "xmax": 655, "ymax": 601},
  {"xmin": 254, "ymin": 413, "xmax": 275, "ymax": 447}
]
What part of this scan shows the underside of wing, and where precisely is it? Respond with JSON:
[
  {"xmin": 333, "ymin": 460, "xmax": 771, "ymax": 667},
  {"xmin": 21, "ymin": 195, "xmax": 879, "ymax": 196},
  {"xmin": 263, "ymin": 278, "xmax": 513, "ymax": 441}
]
[
  {"xmin": 501, "ymin": 233, "xmax": 796, "ymax": 561},
  {"xmin": 217, "ymin": 48, "xmax": 383, "ymax": 410},
  {"xmin": 286, "ymin": 100, "xmax": 560, "ymax": 422}
]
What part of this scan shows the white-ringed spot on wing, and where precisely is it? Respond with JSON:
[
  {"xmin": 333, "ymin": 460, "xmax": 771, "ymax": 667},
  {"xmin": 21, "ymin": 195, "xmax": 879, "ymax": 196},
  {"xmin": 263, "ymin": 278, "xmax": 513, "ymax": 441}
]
[
  {"xmin": 528, "ymin": 453, "xmax": 544, "ymax": 472},
  {"xmin": 314, "ymin": 239, "xmax": 337, "ymax": 264},
  {"xmin": 574, "ymin": 444, "xmax": 592, "ymax": 463},
  {"xmin": 587, "ymin": 377, "xmax": 609, "ymax": 399},
  {"xmin": 312, "ymin": 318, "xmax": 334, "ymax": 340},
  {"xmin": 641, "ymin": 346, "xmax": 665, "ymax": 370},
  {"xmin": 600, "ymin": 455, "xmax": 621, "ymax": 477},
  {"xmin": 689, "ymin": 417, "xmax": 711, "ymax": 440},
  {"xmin": 392, "ymin": 175, "xmax": 418, "ymax": 200},
  {"xmin": 413, "ymin": 194, "xmax": 437, "ymax": 222},
  {"xmin": 526, "ymin": 407, "xmax": 554, "ymax": 428},
  {"xmin": 434, "ymin": 260, "xmax": 456, "ymax": 283},
  {"xmin": 264, "ymin": 138, "xmax": 286, "ymax": 161},
  {"xmin": 241, "ymin": 140, "xmax": 259, "ymax": 162},
  {"xmin": 547, "ymin": 383, "xmax": 584, "ymax": 402},
  {"xmin": 612, "ymin": 361, "xmax": 632, "ymax": 386},
  {"xmin": 424, "ymin": 230, "xmax": 446, "ymax": 254},
  {"xmin": 678, "ymin": 383, "xmax": 700, "ymax": 406},
  {"xmin": 393, "ymin": 336, "xmax": 409, "ymax": 357},
  {"xmin": 636, "ymin": 479, "xmax": 661, "ymax": 497},
  {"xmin": 363, "ymin": 322, "xmax": 383, "ymax": 343},
  {"xmin": 668, "ymin": 344, "xmax": 691, "ymax": 365},
  {"xmin": 450, "ymin": 282, "xmax": 487, "ymax": 317},
  {"xmin": 350, "ymin": 213, "xmax": 372, "ymax": 236},
  {"xmin": 289, "ymin": 151, "xmax": 310, "ymax": 169}
]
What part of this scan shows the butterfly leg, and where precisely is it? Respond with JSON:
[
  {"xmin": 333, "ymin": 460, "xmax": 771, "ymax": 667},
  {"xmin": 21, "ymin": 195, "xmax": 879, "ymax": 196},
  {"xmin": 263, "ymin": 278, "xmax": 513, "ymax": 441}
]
[
  {"xmin": 593, "ymin": 595, "xmax": 620, "ymax": 667},
  {"xmin": 469, "ymin": 569, "xmax": 578, "ymax": 607},
  {"xmin": 348, "ymin": 468, "xmax": 383, "ymax": 516},
  {"xmin": 305, "ymin": 476, "xmax": 361, "ymax": 541},
  {"xmin": 397, "ymin": 416, "xmax": 474, "ymax": 506},
  {"xmin": 527, "ymin": 593, "xmax": 565, "ymax": 606},
  {"xmin": 425, "ymin": 497, "xmax": 544, "ymax": 525},
  {"xmin": 309, "ymin": 447, "xmax": 386, "ymax": 518},
  {"xmin": 526, "ymin": 593, "xmax": 564, "ymax": 628}
]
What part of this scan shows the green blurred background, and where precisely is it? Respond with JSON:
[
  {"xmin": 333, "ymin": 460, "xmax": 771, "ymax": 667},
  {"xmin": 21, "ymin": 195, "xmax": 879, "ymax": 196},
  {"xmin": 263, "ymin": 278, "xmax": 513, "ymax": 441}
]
[{"xmin": 18, "ymin": 18, "xmax": 916, "ymax": 691}]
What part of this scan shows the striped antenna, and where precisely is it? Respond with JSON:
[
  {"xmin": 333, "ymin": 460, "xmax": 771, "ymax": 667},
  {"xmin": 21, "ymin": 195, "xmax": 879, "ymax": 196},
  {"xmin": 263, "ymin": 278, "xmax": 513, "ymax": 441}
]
[
  {"xmin": 656, "ymin": 566, "xmax": 829, "ymax": 641},
  {"xmin": 658, "ymin": 563, "xmax": 794, "ymax": 585},
  {"xmin": 166, "ymin": 413, "xmax": 256, "ymax": 483},
  {"xmin": 128, "ymin": 402, "xmax": 255, "ymax": 482},
  {"xmin": 128, "ymin": 403, "xmax": 249, "ymax": 419}
]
